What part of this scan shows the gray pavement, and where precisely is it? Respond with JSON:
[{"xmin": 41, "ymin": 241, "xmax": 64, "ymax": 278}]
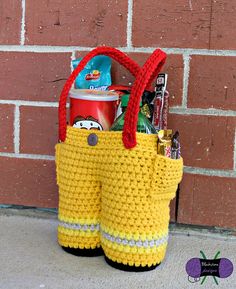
[{"xmin": 0, "ymin": 210, "xmax": 235, "ymax": 289}]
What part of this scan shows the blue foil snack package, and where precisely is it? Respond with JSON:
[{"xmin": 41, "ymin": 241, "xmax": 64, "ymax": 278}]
[{"xmin": 72, "ymin": 55, "xmax": 112, "ymax": 90}]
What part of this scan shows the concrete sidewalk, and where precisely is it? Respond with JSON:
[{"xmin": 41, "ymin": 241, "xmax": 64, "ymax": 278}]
[{"xmin": 0, "ymin": 210, "xmax": 235, "ymax": 289}]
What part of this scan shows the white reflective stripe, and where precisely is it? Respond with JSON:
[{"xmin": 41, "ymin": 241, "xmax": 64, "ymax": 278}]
[
  {"xmin": 101, "ymin": 231, "xmax": 169, "ymax": 248},
  {"xmin": 58, "ymin": 221, "xmax": 100, "ymax": 232}
]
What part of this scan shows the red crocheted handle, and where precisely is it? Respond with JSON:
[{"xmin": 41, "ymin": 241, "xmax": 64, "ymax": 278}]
[
  {"xmin": 58, "ymin": 46, "xmax": 141, "ymax": 142},
  {"xmin": 123, "ymin": 49, "xmax": 166, "ymax": 148}
]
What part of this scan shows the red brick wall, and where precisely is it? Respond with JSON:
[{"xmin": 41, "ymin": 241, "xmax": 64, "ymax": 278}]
[{"xmin": 0, "ymin": 0, "xmax": 235, "ymax": 229}]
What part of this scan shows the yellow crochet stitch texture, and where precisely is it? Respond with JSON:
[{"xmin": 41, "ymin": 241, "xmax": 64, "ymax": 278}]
[{"xmin": 56, "ymin": 126, "xmax": 183, "ymax": 267}]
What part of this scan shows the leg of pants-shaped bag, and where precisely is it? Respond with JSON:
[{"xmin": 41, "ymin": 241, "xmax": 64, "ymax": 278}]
[
  {"xmin": 56, "ymin": 129, "xmax": 103, "ymax": 255},
  {"xmin": 100, "ymin": 132, "xmax": 183, "ymax": 270}
]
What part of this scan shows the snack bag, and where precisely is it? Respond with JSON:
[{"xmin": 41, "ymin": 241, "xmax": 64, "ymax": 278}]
[
  {"xmin": 72, "ymin": 56, "xmax": 112, "ymax": 90},
  {"xmin": 153, "ymin": 73, "xmax": 168, "ymax": 130}
]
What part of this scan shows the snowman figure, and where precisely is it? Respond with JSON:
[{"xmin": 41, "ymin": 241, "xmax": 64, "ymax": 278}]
[{"xmin": 73, "ymin": 116, "xmax": 103, "ymax": 131}]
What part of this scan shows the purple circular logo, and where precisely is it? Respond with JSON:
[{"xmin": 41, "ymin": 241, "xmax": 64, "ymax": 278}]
[{"xmin": 186, "ymin": 251, "xmax": 234, "ymax": 285}]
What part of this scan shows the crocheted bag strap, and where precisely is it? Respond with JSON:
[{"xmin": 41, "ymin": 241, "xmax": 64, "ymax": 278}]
[
  {"xmin": 58, "ymin": 46, "xmax": 166, "ymax": 148},
  {"xmin": 58, "ymin": 46, "xmax": 141, "ymax": 142},
  {"xmin": 123, "ymin": 49, "xmax": 166, "ymax": 148}
]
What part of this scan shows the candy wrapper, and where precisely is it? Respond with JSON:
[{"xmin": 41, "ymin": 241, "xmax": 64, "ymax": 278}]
[
  {"xmin": 141, "ymin": 90, "xmax": 155, "ymax": 122},
  {"xmin": 171, "ymin": 131, "xmax": 181, "ymax": 159},
  {"xmin": 162, "ymin": 91, "xmax": 169, "ymax": 130},
  {"xmin": 157, "ymin": 129, "xmax": 172, "ymax": 157},
  {"xmin": 153, "ymin": 73, "xmax": 168, "ymax": 130}
]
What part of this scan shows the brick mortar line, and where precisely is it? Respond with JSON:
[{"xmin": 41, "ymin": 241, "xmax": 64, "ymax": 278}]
[
  {"xmin": 184, "ymin": 166, "xmax": 236, "ymax": 178},
  {"xmin": 1, "ymin": 45, "xmax": 236, "ymax": 56},
  {"xmin": 0, "ymin": 100, "xmax": 235, "ymax": 116},
  {"xmin": 0, "ymin": 152, "xmax": 234, "ymax": 177},
  {"xmin": 182, "ymin": 54, "xmax": 190, "ymax": 108},
  {"xmin": 0, "ymin": 152, "xmax": 55, "ymax": 160},
  {"xmin": 127, "ymin": 0, "xmax": 133, "ymax": 48},
  {"xmin": 0, "ymin": 100, "xmax": 59, "ymax": 107},
  {"xmin": 71, "ymin": 51, "xmax": 76, "ymax": 73},
  {"xmin": 20, "ymin": 0, "xmax": 26, "ymax": 45},
  {"xmin": 129, "ymin": 47, "xmax": 236, "ymax": 56},
  {"xmin": 14, "ymin": 106, "xmax": 20, "ymax": 154},
  {"xmin": 169, "ymin": 107, "xmax": 236, "ymax": 117}
]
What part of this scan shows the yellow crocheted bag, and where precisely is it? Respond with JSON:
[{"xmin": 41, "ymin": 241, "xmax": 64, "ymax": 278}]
[{"xmin": 56, "ymin": 47, "xmax": 183, "ymax": 271}]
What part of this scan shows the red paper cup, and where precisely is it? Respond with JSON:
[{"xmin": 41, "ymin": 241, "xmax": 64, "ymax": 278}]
[{"xmin": 69, "ymin": 89, "xmax": 119, "ymax": 131}]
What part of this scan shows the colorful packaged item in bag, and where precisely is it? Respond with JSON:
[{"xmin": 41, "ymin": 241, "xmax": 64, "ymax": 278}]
[
  {"xmin": 153, "ymin": 73, "xmax": 168, "ymax": 131},
  {"xmin": 69, "ymin": 89, "xmax": 119, "ymax": 131},
  {"xmin": 110, "ymin": 94, "xmax": 157, "ymax": 134},
  {"xmin": 162, "ymin": 91, "xmax": 169, "ymax": 130},
  {"xmin": 171, "ymin": 131, "xmax": 181, "ymax": 159},
  {"xmin": 140, "ymin": 90, "xmax": 155, "ymax": 122},
  {"xmin": 157, "ymin": 129, "xmax": 172, "ymax": 157},
  {"xmin": 72, "ymin": 56, "xmax": 112, "ymax": 90}
]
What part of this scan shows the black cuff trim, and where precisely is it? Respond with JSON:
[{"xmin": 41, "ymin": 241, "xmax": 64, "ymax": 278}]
[
  {"xmin": 61, "ymin": 246, "xmax": 103, "ymax": 257},
  {"xmin": 104, "ymin": 256, "xmax": 160, "ymax": 272}
]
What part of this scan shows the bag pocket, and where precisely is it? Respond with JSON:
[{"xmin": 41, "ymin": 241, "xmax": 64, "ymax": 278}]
[{"xmin": 150, "ymin": 155, "xmax": 183, "ymax": 200}]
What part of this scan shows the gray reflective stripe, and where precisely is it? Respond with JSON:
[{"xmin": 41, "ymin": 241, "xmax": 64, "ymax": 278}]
[
  {"xmin": 59, "ymin": 221, "xmax": 168, "ymax": 248},
  {"xmin": 101, "ymin": 231, "xmax": 168, "ymax": 248},
  {"xmin": 58, "ymin": 221, "xmax": 100, "ymax": 232}
]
